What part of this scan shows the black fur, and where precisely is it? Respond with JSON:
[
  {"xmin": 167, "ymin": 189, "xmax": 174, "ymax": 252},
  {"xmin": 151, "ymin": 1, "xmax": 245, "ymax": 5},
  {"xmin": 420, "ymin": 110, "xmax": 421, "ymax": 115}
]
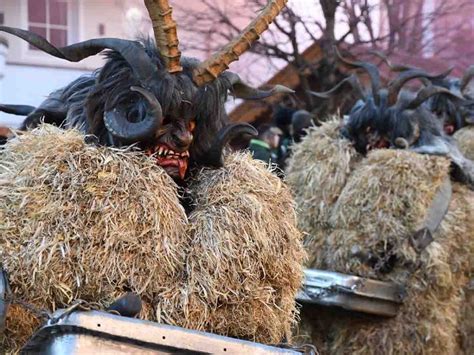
[{"xmin": 18, "ymin": 38, "xmax": 233, "ymax": 167}]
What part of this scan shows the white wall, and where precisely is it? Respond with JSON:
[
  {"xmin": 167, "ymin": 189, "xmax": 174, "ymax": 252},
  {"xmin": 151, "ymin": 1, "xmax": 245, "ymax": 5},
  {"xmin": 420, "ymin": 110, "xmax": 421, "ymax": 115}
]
[
  {"xmin": 0, "ymin": 63, "xmax": 89, "ymax": 127},
  {"xmin": 0, "ymin": 0, "xmax": 131, "ymax": 128}
]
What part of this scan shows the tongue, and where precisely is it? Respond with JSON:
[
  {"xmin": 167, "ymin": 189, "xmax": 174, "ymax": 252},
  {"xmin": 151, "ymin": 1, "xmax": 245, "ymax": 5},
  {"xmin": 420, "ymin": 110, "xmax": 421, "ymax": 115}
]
[{"xmin": 178, "ymin": 159, "xmax": 187, "ymax": 179}]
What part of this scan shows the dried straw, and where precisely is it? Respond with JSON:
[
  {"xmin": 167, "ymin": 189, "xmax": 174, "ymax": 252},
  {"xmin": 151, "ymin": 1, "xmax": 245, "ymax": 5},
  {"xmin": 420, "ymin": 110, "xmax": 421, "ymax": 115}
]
[
  {"xmin": 453, "ymin": 126, "xmax": 474, "ymax": 161},
  {"xmin": 285, "ymin": 118, "xmax": 361, "ymax": 267},
  {"xmin": 286, "ymin": 123, "xmax": 474, "ymax": 354},
  {"xmin": 0, "ymin": 125, "xmax": 188, "ymax": 351},
  {"xmin": 180, "ymin": 152, "xmax": 305, "ymax": 344},
  {"xmin": 1, "ymin": 127, "xmax": 304, "ymax": 351}
]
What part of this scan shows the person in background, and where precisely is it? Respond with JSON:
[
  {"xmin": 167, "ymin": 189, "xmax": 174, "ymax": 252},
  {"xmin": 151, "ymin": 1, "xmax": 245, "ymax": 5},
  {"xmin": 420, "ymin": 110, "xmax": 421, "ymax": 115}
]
[
  {"xmin": 272, "ymin": 105, "xmax": 296, "ymax": 169},
  {"xmin": 291, "ymin": 109, "xmax": 314, "ymax": 143},
  {"xmin": 249, "ymin": 124, "xmax": 283, "ymax": 165},
  {"xmin": 276, "ymin": 109, "xmax": 315, "ymax": 171}
]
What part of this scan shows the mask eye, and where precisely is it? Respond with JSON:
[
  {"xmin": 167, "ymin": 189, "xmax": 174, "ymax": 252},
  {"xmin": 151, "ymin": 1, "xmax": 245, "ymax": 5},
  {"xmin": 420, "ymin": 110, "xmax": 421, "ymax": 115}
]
[
  {"xmin": 162, "ymin": 116, "xmax": 172, "ymax": 125},
  {"xmin": 189, "ymin": 120, "xmax": 196, "ymax": 132}
]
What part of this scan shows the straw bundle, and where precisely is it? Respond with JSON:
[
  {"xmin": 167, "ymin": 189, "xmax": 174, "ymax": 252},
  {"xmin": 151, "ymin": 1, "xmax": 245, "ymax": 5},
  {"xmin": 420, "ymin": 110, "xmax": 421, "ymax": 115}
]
[
  {"xmin": 0, "ymin": 125, "xmax": 188, "ymax": 350},
  {"xmin": 286, "ymin": 124, "xmax": 473, "ymax": 354},
  {"xmin": 285, "ymin": 118, "xmax": 361, "ymax": 267},
  {"xmin": 180, "ymin": 152, "xmax": 305, "ymax": 344},
  {"xmin": 1, "ymin": 126, "xmax": 304, "ymax": 351},
  {"xmin": 453, "ymin": 126, "xmax": 474, "ymax": 160}
]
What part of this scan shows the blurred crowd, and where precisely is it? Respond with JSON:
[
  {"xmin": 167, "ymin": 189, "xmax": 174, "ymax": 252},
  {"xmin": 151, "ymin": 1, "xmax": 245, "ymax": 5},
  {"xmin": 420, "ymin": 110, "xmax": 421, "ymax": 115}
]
[{"xmin": 248, "ymin": 106, "xmax": 315, "ymax": 175}]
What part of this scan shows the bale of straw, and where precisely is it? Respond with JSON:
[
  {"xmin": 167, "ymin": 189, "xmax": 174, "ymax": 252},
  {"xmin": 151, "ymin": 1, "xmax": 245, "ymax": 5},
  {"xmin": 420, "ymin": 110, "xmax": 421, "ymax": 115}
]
[
  {"xmin": 0, "ymin": 125, "xmax": 188, "ymax": 351},
  {"xmin": 285, "ymin": 118, "xmax": 361, "ymax": 267},
  {"xmin": 179, "ymin": 152, "xmax": 305, "ymax": 344},
  {"xmin": 286, "ymin": 124, "xmax": 473, "ymax": 354},
  {"xmin": 327, "ymin": 181, "xmax": 474, "ymax": 354},
  {"xmin": 1, "ymin": 127, "xmax": 305, "ymax": 350},
  {"xmin": 325, "ymin": 149, "xmax": 451, "ymax": 280},
  {"xmin": 454, "ymin": 126, "xmax": 474, "ymax": 161}
]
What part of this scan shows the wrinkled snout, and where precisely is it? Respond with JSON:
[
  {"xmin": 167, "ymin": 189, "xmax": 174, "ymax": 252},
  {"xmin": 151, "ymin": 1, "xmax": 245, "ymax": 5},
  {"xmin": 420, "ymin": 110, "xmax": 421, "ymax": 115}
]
[{"xmin": 172, "ymin": 128, "xmax": 193, "ymax": 151}]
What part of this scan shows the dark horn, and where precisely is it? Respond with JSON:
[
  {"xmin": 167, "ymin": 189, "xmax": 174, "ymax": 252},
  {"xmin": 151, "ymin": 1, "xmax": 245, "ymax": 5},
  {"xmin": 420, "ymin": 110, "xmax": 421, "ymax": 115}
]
[
  {"xmin": 387, "ymin": 68, "xmax": 454, "ymax": 106},
  {"xmin": 369, "ymin": 50, "xmax": 417, "ymax": 72},
  {"xmin": 335, "ymin": 46, "xmax": 381, "ymax": 104},
  {"xmin": 0, "ymin": 26, "xmax": 157, "ymax": 85},
  {"xmin": 407, "ymin": 85, "xmax": 465, "ymax": 110},
  {"xmin": 0, "ymin": 104, "xmax": 35, "ymax": 116},
  {"xmin": 103, "ymin": 86, "xmax": 163, "ymax": 142},
  {"xmin": 308, "ymin": 74, "xmax": 366, "ymax": 101},
  {"xmin": 223, "ymin": 72, "xmax": 294, "ymax": 100},
  {"xmin": 460, "ymin": 65, "xmax": 474, "ymax": 95},
  {"xmin": 200, "ymin": 123, "xmax": 258, "ymax": 168}
]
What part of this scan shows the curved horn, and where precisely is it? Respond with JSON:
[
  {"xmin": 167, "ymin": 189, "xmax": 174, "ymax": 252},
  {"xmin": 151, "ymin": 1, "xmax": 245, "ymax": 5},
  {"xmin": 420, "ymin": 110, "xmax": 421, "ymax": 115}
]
[
  {"xmin": 0, "ymin": 26, "xmax": 157, "ymax": 85},
  {"xmin": 144, "ymin": 0, "xmax": 182, "ymax": 73},
  {"xmin": 200, "ymin": 123, "xmax": 258, "ymax": 168},
  {"xmin": 460, "ymin": 65, "xmax": 474, "ymax": 96},
  {"xmin": 103, "ymin": 86, "xmax": 163, "ymax": 142},
  {"xmin": 0, "ymin": 104, "xmax": 35, "ymax": 116},
  {"xmin": 223, "ymin": 72, "xmax": 293, "ymax": 100},
  {"xmin": 335, "ymin": 46, "xmax": 381, "ymax": 105},
  {"xmin": 308, "ymin": 74, "xmax": 366, "ymax": 101},
  {"xmin": 387, "ymin": 68, "xmax": 454, "ymax": 106},
  {"xmin": 369, "ymin": 50, "xmax": 417, "ymax": 72},
  {"xmin": 192, "ymin": 0, "xmax": 288, "ymax": 86},
  {"xmin": 406, "ymin": 85, "xmax": 465, "ymax": 110}
]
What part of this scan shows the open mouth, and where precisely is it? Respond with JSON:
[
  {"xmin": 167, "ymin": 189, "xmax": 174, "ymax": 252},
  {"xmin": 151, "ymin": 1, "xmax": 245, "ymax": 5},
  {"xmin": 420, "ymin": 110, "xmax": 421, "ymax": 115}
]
[
  {"xmin": 444, "ymin": 124, "xmax": 455, "ymax": 135},
  {"xmin": 145, "ymin": 144, "xmax": 190, "ymax": 180},
  {"xmin": 365, "ymin": 127, "xmax": 390, "ymax": 151}
]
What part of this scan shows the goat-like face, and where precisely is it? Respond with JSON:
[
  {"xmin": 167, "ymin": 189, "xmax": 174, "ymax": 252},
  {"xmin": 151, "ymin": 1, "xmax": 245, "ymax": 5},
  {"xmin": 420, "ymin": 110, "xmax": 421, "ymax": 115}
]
[
  {"xmin": 142, "ymin": 113, "xmax": 196, "ymax": 180},
  {"xmin": 0, "ymin": 28, "xmax": 291, "ymax": 181},
  {"xmin": 341, "ymin": 99, "xmax": 391, "ymax": 154}
]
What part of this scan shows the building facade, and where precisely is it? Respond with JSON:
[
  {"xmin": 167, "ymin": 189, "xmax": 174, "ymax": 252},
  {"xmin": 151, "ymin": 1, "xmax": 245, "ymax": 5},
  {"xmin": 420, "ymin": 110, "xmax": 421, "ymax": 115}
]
[{"xmin": 0, "ymin": 0, "xmax": 135, "ymax": 127}]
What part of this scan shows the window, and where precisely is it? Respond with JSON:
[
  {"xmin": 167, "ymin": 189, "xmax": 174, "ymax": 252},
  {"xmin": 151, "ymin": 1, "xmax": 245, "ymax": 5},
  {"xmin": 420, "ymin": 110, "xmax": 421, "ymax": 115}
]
[{"xmin": 28, "ymin": 0, "xmax": 68, "ymax": 49}]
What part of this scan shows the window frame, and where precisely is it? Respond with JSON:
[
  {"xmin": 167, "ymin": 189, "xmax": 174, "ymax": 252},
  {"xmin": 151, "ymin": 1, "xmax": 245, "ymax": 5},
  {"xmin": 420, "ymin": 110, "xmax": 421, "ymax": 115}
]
[
  {"xmin": 28, "ymin": 0, "xmax": 70, "ymax": 49},
  {"xmin": 18, "ymin": 0, "xmax": 80, "ymax": 65}
]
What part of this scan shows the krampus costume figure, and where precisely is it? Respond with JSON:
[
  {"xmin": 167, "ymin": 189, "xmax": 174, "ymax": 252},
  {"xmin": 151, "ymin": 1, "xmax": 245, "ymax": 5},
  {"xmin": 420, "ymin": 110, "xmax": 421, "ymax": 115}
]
[
  {"xmin": 0, "ymin": 0, "xmax": 292, "ymax": 181},
  {"xmin": 372, "ymin": 51, "xmax": 474, "ymax": 134},
  {"xmin": 309, "ymin": 48, "xmax": 474, "ymax": 187},
  {"xmin": 0, "ymin": 1, "xmax": 306, "ymax": 352},
  {"xmin": 287, "ymin": 52, "xmax": 474, "ymax": 354}
]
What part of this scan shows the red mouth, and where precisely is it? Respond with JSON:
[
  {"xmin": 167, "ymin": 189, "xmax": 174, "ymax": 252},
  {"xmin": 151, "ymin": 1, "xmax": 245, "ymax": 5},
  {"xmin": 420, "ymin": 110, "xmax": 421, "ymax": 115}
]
[
  {"xmin": 444, "ymin": 124, "xmax": 455, "ymax": 135},
  {"xmin": 365, "ymin": 127, "xmax": 390, "ymax": 151},
  {"xmin": 145, "ymin": 144, "xmax": 190, "ymax": 180}
]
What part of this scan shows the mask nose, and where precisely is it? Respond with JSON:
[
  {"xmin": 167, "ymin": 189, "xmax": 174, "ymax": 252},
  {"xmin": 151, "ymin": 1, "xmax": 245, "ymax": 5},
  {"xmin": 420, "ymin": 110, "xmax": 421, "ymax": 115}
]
[{"xmin": 172, "ymin": 129, "xmax": 193, "ymax": 150}]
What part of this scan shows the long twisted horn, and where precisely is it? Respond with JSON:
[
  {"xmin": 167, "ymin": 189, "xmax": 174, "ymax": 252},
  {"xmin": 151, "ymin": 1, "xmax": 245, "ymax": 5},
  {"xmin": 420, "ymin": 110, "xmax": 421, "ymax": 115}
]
[
  {"xmin": 387, "ymin": 68, "xmax": 453, "ymax": 106},
  {"xmin": 406, "ymin": 85, "xmax": 464, "ymax": 110},
  {"xmin": 144, "ymin": 0, "xmax": 182, "ymax": 73},
  {"xmin": 0, "ymin": 104, "xmax": 35, "ymax": 116},
  {"xmin": 308, "ymin": 74, "xmax": 367, "ymax": 101},
  {"xmin": 369, "ymin": 50, "xmax": 416, "ymax": 72},
  {"xmin": 335, "ymin": 47, "xmax": 381, "ymax": 105},
  {"xmin": 0, "ymin": 26, "xmax": 158, "ymax": 85},
  {"xmin": 0, "ymin": 26, "xmax": 163, "ymax": 142},
  {"xmin": 192, "ymin": 0, "xmax": 288, "ymax": 86}
]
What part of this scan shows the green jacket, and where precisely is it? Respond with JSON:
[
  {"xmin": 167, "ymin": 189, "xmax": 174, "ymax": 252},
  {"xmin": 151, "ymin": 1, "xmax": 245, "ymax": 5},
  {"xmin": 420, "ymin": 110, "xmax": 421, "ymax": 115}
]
[{"xmin": 249, "ymin": 139, "xmax": 274, "ymax": 163}]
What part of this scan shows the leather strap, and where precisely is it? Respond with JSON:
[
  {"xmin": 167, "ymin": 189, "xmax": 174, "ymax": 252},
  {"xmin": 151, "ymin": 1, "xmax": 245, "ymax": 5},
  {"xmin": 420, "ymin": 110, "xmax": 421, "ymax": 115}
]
[{"xmin": 410, "ymin": 177, "xmax": 452, "ymax": 252}]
